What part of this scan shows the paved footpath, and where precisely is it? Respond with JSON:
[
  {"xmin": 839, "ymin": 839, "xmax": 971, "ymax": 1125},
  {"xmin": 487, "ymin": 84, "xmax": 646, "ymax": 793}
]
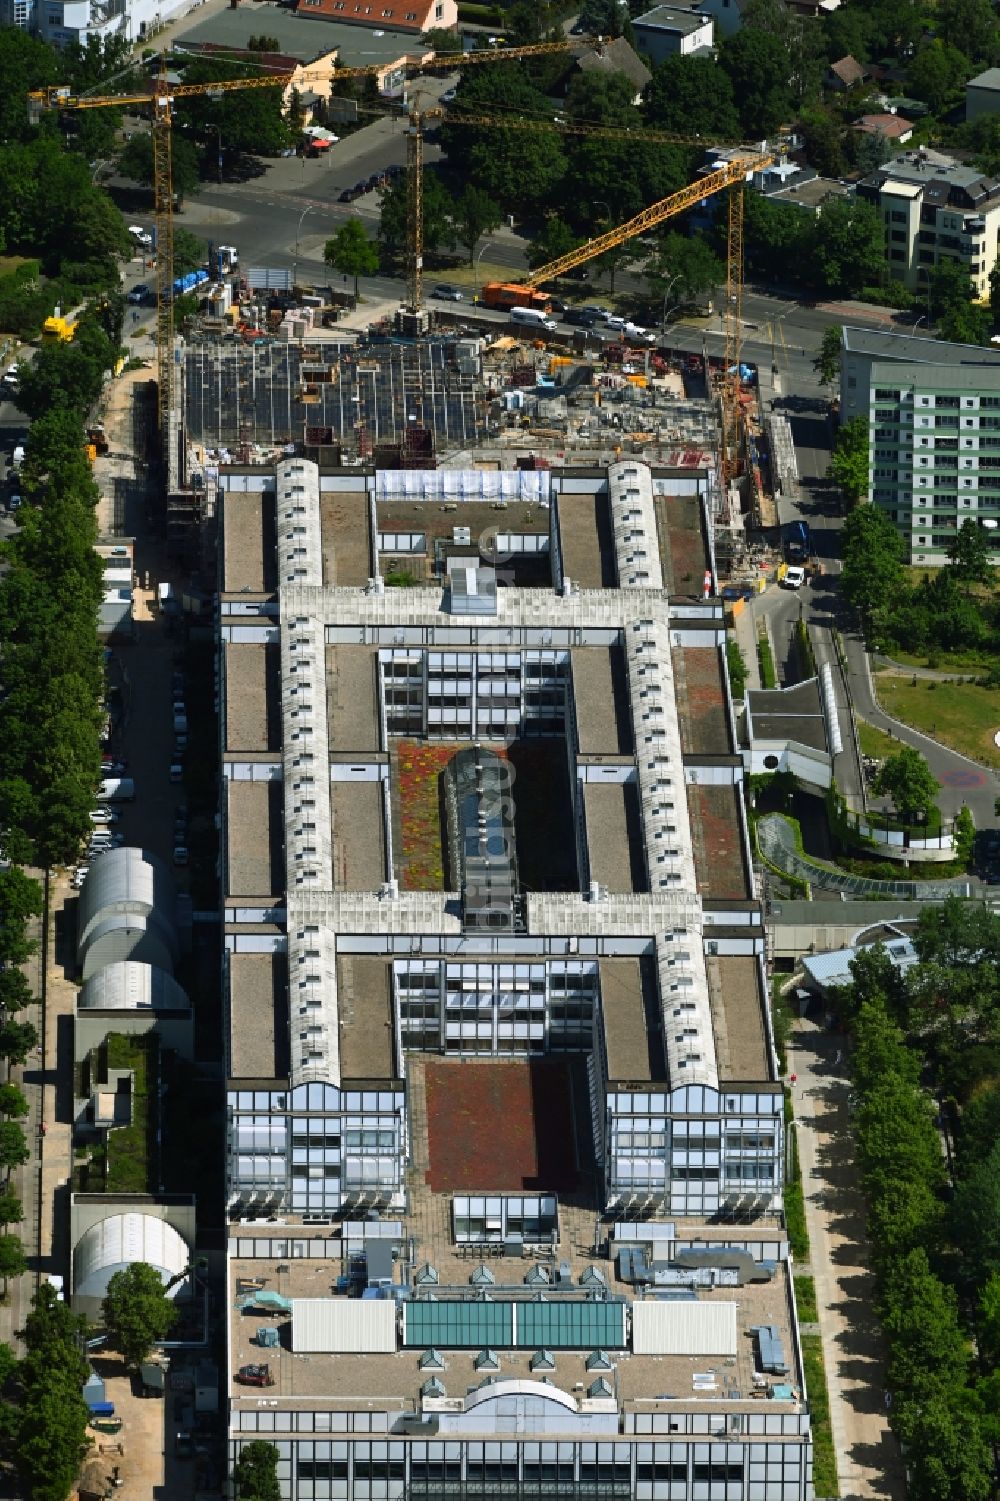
[{"xmin": 788, "ymin": 1019, "xmax": 906, "ymax": 1501}]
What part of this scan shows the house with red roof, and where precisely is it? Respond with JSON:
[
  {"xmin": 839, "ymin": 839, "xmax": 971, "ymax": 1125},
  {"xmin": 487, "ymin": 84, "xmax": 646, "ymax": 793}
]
[{"xmin": 295, "ymin": 0, "xmax": 457, "ymax": 32}]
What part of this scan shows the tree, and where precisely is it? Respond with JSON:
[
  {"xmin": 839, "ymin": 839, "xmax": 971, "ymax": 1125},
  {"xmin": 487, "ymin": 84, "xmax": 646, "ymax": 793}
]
[
  {"xmin": 378, "ymin": 172, "xmax": 454, "ymax": 260},
  {"xmin": 649, "ymin": 231, "xmax": 722, "ymax": 314},
  {"xmin": 102, "ymin": 1261, "xmax": 178, "ymax": 1369},
  {"xmin": 172, "ymin": 228, "xmax": 207, "ymax": 277},
  {"xmin": 0, "ymin": 1192, "xmax": 23, "ymax": 1227},
  {"xmin": 807, "ymin": 198, "xmax": 884, "ymax": 296},
  {"xmin": 450, "ymin": 185, "xmax": 501, "ymax": 265},
  {"xmin": 719, "ymin": 28, "xmax": 794, "ymax": 134},
  {"xmin": 0, "ymin": 1234, "xmax": 25, "ymax": 1294},
  {"xmin": 872, "ymin": 746, "xmax": 940, "ymax": 825},
  {"xmin": 812, "ymin": 325, "xmax": 842, "ymax": 387},
  {"xmin": 0, "ymin": 1021, "xmax": 38, "ymax": 1072},
  {"xmin": 234, "ymin": 1440, "xmax": 283, "ymax": 1501},
  {"xmin": 0, "ymin": 1087, "xmax": 27, "ymax": 1121},
  {"xmin": 527, "ymin": 215, "xmax": 584, "ymax": 271},
  {"xmin": 827, "ymin": 415, "xmax": 869, "ymax": 507},
  {"xmin": 644, "ymin": 54, "xmax": 742, "ymax": 137},
  {"xmin": 801, "ymin": 109, "xmax": 846, "ymax": 178},
  {"xmin": 323, "ymin": 219, "xmax": 378, "ymax": 298},
  {"xmin": 0, "ymin": 867, "xmax": 41, "ymax": 966},
  {"xmin": 853, "ymin": 128, "xmax": 892, "ymax": 174},
  {"xmin": 0, "ymin": 1123, "xmax": 28, "ymax": 1181},
  {"xmin": 906, "ymin": 40, "xmax": 973, "ymax": 114},
  {"xmin": 947, "ymin": 517, "xmax": 992, "ymax": 589},
  {"xmin": 841, "ymin": 497, "xmax": 905, "ymax": 641},
  {"xmin": 14, "ymin": 340, "xmax": 108, "ymax": 423},
  {"xmin": 118, "ymin": 132, "xmax": 201, "ymax": 206}
]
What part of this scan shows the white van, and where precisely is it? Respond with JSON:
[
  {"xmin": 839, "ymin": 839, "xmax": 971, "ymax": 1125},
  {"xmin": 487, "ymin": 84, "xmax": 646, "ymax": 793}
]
[
  {"xmin": 510, "ymin": 306, "xmax": 558, "ymax": 332},
  {"xmin": 99, "ymin": 777, "xmax": 135, "ymax": 802}
]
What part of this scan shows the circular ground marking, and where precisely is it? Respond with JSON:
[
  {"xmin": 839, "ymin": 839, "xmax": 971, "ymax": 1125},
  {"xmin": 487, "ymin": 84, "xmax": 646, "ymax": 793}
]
[{"xmin": 939, "ymin": 767, "xmax": 989, "ymax": 789}]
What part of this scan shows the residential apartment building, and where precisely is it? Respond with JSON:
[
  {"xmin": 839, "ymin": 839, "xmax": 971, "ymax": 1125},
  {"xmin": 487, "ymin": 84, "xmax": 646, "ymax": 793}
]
[
  {"xmin": 631, "ymin": 3, "xmax": 714, "ymax": 63},
  {"xmin": 216, "ymin": 458, "xmax": 813, "ymax": 1500},
  {"xmin": 840, "ymin": 324, "xmax": 1000, "ymax": 565},
  {"xmin": 856, "ymin": 148, "xmax": 1000, "ymax": 299},
  {"xmin": 34, "ymin": 0, "xmax": 192, "ymax": 47}
]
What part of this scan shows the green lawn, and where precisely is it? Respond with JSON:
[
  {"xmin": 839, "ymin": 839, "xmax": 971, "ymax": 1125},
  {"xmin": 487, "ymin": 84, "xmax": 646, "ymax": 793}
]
[
  {"xmin": 856, "ymin": 718, "xmax": 897, "ymax": 761},
  {"xmin": 801, "ymin": 1335, "xmax": 840, "ymax": 1498},
  {"xmin": 794, "ymin": 1274, "xmax": 818, "ymax": 1324},
  {"xmin": 888, "ymin": 647, "xmax": 997, "ymax": 672},
  {"xmin": 877, "ymin": 675, "xmax": 1000, "ymax": 768}
]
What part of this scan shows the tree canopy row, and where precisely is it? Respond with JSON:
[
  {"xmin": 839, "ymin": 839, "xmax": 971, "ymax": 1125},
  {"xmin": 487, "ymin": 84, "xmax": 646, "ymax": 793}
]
[
  {"xmin": 841, "ymin": 496, "xmax": 1000, "ymax": 660},
  {"xmin": 0, "ymin": 319, "xmax": 119, "ymax": 870},
  {"xmin": 838, "ymin": 900, "xmax": 1000, "ymax": 1500}
]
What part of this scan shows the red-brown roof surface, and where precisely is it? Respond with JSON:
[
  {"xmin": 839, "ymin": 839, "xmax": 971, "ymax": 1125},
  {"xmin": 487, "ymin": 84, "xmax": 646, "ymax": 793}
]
[
  {"xmin": 856, "ymin": 112, "xmax": 914, "ymax": 139},
  {"xmin": 295, "ymin": 0, "xmax": 436, "ymax": 30}
]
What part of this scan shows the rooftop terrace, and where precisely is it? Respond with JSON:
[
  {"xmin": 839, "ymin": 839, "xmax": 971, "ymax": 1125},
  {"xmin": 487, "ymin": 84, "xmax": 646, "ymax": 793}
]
[{"xmin": 227, "ymin": 1197, "xmax": 801, "ymax": 1415}]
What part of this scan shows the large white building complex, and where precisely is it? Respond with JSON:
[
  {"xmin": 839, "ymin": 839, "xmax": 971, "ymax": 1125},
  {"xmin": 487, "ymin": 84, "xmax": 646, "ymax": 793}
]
[
  {"xmin": 840, "ymin": 324, "xmax": 1000, "ymax": 565},
  {"xmin": 216, "ymin": 458, "xmax": 814, "ymax": 1500}
]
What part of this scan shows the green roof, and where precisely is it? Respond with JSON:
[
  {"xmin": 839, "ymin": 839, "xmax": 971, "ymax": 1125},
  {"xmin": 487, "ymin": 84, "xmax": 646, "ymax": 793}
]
[{"xmin": 402, "ymin": 1299, "xmax": 627, "ymax": 1350}]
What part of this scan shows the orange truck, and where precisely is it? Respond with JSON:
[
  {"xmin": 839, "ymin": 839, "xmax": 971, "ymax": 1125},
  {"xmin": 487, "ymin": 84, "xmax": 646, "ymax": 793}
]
[{"xmin": 481, "ymin": 282, "xmax": 551, "ymax": 313}]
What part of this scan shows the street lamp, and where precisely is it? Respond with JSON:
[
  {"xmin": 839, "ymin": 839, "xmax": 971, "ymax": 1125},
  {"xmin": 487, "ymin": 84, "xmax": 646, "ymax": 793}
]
[
  {"xmin": 293, "ymin": 205, "xmax": 314, "ymax": 293},
  {"xmin": 659, "ymin": 271, "xmax": 683, "ymax": 332},
  {"xmin": 912, "ymin": 312, "xmax": 927, "ymax": 335},
  {"xmin": 474, "ymin": 239, "xmax": 495, "ymax": 302}
]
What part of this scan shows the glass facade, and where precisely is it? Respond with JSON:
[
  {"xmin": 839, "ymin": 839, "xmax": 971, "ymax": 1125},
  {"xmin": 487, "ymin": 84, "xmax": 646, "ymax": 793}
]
[{"xmin": 380, "ymin": 649, "xmax": 568, "ymax": 738}]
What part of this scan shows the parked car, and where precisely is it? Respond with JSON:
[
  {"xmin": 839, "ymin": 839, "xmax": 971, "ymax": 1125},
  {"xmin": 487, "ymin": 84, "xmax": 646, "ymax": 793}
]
[
  {"xmin": 128, "ymin": 224, "xmax": 153, "ymax": 247},
  {"xmin": 173, "ymin": 845, "xmax": 189, "ymax": 866},
  {"xmin": 170, "ymin": 763, "xmax": 184, "ymax": 783},
  {"xmin": 433, "ymin": 284, "xmax": 464, "ymax": 302},
  {"xmin": 7, "ymin": 494, "xmax": 21, "ymax": 512},
  {"xmin": 441, "ymin": 87, "xmax": 457, "ymax": 103},
  {"xmin": 101, "ymin": 759, "xmax": 127, "ymax": 775},
  {"xmin": 127, "ymin": 284, "xmax": 150, "ymax": 304},
  {"xmin": 174, "ymin": 734, "xmax": 188, "ymax": 754},
  {"xmin": 338, "ymin": 187, "xmax": 359, "ymax": 203},
  {"xmin": 781, "ymin": 566, "xmax": 806, "ymax": 590},
  {"xmin": 89, "ymin": 808, "xmax": 119, "ymax": 824}
]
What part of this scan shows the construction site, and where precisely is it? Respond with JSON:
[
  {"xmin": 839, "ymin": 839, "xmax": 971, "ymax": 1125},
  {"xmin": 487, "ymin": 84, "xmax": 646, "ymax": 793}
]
[{"xmin": 30, "ymin": 41, "xmax": 787, "ymax": 586}]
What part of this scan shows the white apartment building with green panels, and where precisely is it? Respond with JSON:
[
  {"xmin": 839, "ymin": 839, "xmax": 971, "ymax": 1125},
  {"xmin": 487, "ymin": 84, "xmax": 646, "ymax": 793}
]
[{"xmin": 840, "ymin": 324, "xmax": 1000, "ymax": 565}]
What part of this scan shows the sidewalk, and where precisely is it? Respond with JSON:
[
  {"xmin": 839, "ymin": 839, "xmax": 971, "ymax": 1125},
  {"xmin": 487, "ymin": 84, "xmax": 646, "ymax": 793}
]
[{"xmin": 788, "ymin": 1019, "xmax": 905, "ymax": 1500}]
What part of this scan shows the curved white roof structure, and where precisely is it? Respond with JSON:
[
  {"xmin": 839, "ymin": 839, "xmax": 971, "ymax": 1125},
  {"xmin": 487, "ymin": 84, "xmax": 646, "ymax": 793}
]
[
  {"xmin": 73, "ymin": 1213, "xmax": 190, "ymax": 1300},
  {"xmin": 77, "ymin": 848, "xmax": 177, "ymax": 975},
  {"xmin": 79, "ymin": 961, "xmax": 191, "ymax": 1013}
]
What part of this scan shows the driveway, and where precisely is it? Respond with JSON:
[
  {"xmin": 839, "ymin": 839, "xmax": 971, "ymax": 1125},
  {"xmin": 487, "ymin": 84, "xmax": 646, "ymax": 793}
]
[
  {"xmin": 841, "ymin": 624, "xmax": 999, "ymax": 825},
  {"xmin": 788, "ymin": 1020, "xmax": 905, "ymax": 1501}
]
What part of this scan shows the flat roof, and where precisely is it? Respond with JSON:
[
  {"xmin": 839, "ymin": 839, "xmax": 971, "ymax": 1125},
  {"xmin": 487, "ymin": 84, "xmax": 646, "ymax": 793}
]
[
  {"xmin": 572, "ymin": 645, "xmax": 632, "ymax": 755},
  {"xmin": 842, "ymin": 323, "xmax": 1000, "ymax": 371},
  {"xmin": 336, "ymin": 955, "xmax": 398, "ymax": 1082},
  {"xmin": 969, "ymin": 67, "xmax": 1000, "ymax": 90},
  {"xmin": 584, "ymin": 782, "xmax": 646, "ymax": 894},
  {"xmin": 555, "ymin": 492, "xmax": 614, "ymax": 588},
  {"xmin": 748, "ymin": 681, "xmax": 828, "ymax": 753},
  {"xmin": 222, "ymin": 490, "xmax": 275, "ymax": 594},
  {"xmin": 672, "ymin": 646, "xmax": 729, "ymax": 755},
  {"xmin": 687, "ymin": 784, "xmax": 748, "ymax": 902},
  {"xmin": 332, "ymin": 781, "xmax": 386, "ymax": 891},
  {"xmin": 320, "ymin": 491, "xmax": 372, "ymax": 587},
  {"xmin": 634, "ymin": 4, "xmax": 711, "ymax": 30},
  {"xmin": 174, "ymin": 6, "xmax": 429, "ymax": 64},
  {"xmin": 600, "ymin": 955, "xmax": 664, "ymax": 1081},
  {"xmin": 711, "ymin": 954, "xmax": 769, "ymax": 1082},
  {"xmin": 653, "ymin": 492, "xmax": 709, "ymax": 593},
  {"xmin": 228, "ymin": 952, "xmax": 288, "ymax": 1080},
  {"xmin": 228, "ymin": 1199, "xmax": 800, "ymax": 1412},
  {"xmin": 225, "ymin": 643, "xmax": 279, "ymax": 754},
  {"xmin": 325, "ymin": 646, "xmax": 380, "ymax": 754},
  {"xmin": 227, "ymin": 781, "xmax": 283, "ymax": 897}
]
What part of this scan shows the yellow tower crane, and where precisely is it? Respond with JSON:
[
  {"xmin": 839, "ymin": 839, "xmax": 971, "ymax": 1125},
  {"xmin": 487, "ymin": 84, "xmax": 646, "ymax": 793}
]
[
  {"xmin": 27, "ymin": 39, "xmax": 582, "ymax": 437},
  {"xmin": 399, "ymin": 100, "xmax": 773, "ymax": 482}
]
